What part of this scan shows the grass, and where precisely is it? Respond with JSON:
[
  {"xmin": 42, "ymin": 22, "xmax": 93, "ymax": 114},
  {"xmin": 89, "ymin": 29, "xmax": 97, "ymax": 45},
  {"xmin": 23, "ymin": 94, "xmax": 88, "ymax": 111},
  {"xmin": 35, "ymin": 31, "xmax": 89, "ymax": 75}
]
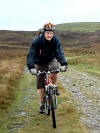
[
  {"xmin": 67, "ymin": 54, "xmax": 100, "ymax": 77},
  {"xmin": 0, "ymin": 72, "xmax": 87, "ymax": 133},
  {"xmin": 0, "ymin": 49, "xmax": 28, "ymax": 61},
  {"xmin": 0, "ymin": 58, "xmax": 26, "ymax": 110},
  {"xmin": 72, "ymin": 65, "xmax": 100, "ymax": 77},
  {"xmin": 56, "ymin": 22, "xmax": 100, "ymax": 32},
  {"xmin": 0, "ymin": 48, "xmax": 27, "ymax": 110}
]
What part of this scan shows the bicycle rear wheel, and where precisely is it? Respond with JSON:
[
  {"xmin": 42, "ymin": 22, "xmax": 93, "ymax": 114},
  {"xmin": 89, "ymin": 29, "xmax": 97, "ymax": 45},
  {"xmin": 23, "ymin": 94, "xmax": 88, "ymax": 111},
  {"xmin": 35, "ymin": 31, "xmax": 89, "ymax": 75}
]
[{"xmin": 49, "ymin": 88, "xmax": 56, "ymax": 128}]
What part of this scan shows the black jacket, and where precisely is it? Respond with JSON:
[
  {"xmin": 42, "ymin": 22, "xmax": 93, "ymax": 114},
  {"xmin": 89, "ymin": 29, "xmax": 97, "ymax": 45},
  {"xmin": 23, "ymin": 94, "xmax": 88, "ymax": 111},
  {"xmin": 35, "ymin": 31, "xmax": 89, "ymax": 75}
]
[{"xmin": 27, "ymin": 34, "xmax": 68, "ymax": 69}]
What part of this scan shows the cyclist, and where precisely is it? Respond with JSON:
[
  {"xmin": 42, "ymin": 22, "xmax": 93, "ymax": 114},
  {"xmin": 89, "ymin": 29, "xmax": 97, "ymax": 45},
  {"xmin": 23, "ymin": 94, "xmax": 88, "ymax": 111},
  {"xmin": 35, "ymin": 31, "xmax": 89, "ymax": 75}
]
[{"xmin": 27, "ymin": 22, "xmax": 68, "ymax": 113}]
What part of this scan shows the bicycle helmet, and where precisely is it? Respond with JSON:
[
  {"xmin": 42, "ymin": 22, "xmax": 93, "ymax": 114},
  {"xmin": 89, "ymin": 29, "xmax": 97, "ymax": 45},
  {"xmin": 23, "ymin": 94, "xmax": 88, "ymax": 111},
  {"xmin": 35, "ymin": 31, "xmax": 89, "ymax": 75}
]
[{"xmin": 43, "ymin": 22, "xmax": 55, "ymax": 31}]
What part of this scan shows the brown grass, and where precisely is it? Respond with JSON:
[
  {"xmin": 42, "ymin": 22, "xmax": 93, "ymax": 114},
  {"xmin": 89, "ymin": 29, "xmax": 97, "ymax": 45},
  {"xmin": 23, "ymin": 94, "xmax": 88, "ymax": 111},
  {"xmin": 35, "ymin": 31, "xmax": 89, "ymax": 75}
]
[
  {"xmin": 0, "ymin": 58, "xmax": 26, "ymax": 109},
  {"xmin": 0, "ymin": 49, "xmax": 28, "ymax": 110},
  {"xmin": 0, "ymin": 49, "xmax": 28, "ymax": 61},
  {"xmin": 68, "ymin": 53, "xmax": 100, "ymax": 66}
]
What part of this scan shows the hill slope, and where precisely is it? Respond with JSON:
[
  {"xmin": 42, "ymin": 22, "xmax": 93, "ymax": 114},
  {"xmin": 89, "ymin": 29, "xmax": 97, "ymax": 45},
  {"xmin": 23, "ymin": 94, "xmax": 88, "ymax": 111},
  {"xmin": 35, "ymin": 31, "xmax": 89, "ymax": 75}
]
[
  {"xmin": 56, "ymin": 22, "xmax": 100, "ymax": 32},
  {"xmin": 0, "ymin": 28, "xmax": 100, "ymax": 56},
  {"xmin": 0, "ymin": 30, "xmax": 37, "ymax": 44}
]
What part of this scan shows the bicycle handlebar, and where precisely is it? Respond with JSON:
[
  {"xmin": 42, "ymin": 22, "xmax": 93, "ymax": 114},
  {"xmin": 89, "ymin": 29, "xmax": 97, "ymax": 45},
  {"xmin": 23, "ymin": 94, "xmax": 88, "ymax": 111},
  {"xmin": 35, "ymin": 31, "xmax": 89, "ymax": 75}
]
[
  {"xmin": 37, "ymin": 69, "xmax": 60, "ymax": 75},
  {"xmin": 31, "ymin": 66, "xmax": 68, "ymax": 75}
]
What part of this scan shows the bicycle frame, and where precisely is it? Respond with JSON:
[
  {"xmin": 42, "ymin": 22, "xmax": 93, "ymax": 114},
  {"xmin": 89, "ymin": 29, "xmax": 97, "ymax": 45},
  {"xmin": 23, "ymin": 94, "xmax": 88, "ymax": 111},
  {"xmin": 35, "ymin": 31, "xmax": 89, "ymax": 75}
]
[
  {"xmin": 45, "ymin": 71, "xmax": 58, "ymax": 108},
  {"xmin": 45, "ymin": 72, "xmax": 56, "ymax": 91}
]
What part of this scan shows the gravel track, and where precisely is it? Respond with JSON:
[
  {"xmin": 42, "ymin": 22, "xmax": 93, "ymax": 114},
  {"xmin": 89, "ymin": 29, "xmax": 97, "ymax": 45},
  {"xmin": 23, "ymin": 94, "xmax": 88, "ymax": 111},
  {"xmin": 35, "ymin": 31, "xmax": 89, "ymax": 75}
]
[{"xmin": 59, "ymin": 67, "xmax": 100, "ymax": 133}]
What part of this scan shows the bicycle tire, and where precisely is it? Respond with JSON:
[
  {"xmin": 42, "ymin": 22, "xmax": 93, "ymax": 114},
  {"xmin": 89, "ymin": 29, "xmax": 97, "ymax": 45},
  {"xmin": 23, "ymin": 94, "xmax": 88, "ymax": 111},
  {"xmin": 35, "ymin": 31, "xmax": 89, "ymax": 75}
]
[
  {"xmin": 49, "ymin": 88, "xmax": 56, "ymax": 128},
  {"xmin": 54, "ymin": 94, "xmax": 58, "ymax": 109},
  {"xmin": 45, "ymin": 95, "xmax": 50, "ymax": 115}
]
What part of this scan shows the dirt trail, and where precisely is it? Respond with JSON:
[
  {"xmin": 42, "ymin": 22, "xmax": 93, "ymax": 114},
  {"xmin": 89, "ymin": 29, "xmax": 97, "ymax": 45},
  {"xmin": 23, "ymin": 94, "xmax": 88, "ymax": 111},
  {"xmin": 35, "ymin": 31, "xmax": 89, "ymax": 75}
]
[
  {"xmin": 2, "ymin": 66, "xmax": 100, "ymax": 133},
  {"xmin": 59, "ymin": 67, "xmax": 100, "ymax": 133}
]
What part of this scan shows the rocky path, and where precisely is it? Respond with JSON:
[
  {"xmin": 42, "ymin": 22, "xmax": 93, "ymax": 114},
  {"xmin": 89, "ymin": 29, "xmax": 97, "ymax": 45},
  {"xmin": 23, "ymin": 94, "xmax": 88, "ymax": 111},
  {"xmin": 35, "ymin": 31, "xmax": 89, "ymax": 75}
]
[{"xmin": 59, "ymin": 67, "xmax": 100, "ymax": 133}]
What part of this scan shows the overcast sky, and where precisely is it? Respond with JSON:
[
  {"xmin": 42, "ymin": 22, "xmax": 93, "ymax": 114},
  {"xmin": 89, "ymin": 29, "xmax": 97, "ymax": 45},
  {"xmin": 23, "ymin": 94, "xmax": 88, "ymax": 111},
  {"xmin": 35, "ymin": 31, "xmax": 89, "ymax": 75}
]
[{"xmin": 0, "ymin": 0, "xmax": 100, "ymax": 31}]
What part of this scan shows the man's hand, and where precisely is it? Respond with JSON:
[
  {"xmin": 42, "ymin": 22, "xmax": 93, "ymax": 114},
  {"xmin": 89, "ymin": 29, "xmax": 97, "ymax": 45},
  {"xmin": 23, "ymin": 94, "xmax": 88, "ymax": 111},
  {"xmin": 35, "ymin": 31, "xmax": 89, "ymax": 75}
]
[
  {"xmin": 60, "ymin": 65, "xmax": 68, "ymax": 72},
  {"xmin": 30, "ymin": 68, "xmax": 37, "ymax": 75}
]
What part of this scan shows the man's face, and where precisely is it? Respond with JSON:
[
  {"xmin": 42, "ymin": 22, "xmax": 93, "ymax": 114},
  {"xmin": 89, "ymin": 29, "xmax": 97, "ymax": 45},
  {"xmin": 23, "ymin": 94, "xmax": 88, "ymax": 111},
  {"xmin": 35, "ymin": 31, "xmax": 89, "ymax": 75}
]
[{"xmin": 44, "ymin": 31, "xmax": 54, "ymax": 41}]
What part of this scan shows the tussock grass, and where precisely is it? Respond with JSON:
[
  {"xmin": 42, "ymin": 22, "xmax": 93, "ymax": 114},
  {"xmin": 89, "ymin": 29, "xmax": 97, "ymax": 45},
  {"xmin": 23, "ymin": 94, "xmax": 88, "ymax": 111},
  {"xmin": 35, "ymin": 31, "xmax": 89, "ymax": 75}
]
[
  {"xmin": 68, "ymin": 54, "xmax": 100, "ymax": 65},
  {"xmin": 0, "ymin": 50, "xmax": 27, "ymax": 110},
  {"xmin": 68, "ymin": 54, "xmax": 100, "ymax": 76},
  {"xmin": 0, "ymin": 49, "xmax": 28, "ymax": 61},
  {"xmin": 0, "ymin": 47, "xmax": 28, "ymax": 110},
  {"xmin": 0, "ymin": 58, "xmax": 26, "ymax": 110}
]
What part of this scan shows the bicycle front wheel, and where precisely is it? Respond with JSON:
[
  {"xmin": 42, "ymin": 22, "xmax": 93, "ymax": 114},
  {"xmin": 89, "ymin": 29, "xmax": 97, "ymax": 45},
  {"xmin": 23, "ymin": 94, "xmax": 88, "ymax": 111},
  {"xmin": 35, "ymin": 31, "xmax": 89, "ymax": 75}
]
[
  {"xmin": 45, "ymin": 95, "xmax": 50, "ymax": 116},
  {"xmin": 49, "ymin": 88, "xmax": 56, "ymax": 128}
]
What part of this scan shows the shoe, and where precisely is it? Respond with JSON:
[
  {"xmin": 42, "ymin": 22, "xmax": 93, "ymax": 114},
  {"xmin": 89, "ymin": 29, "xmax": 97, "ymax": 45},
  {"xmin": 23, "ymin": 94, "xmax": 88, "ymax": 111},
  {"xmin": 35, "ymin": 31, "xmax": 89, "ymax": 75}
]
[
  {"xmin": 39, "ymin": 105, "xmax": 45, "ymax": 114},
  {"xmin": 56, "ymin": 87, "xmax": 60, "ymax": 95}
]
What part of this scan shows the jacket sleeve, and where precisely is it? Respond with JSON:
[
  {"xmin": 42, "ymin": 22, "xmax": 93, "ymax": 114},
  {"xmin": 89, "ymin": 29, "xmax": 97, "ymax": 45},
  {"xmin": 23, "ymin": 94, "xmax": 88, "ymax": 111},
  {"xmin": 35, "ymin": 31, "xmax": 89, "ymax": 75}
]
[
  {"xmin": 27, "ymin": 39, "xmax": 38, "ymax": 70},
  {"xmin": 55, "ymin": 39, "xmax": 68, "ymax": 66}
]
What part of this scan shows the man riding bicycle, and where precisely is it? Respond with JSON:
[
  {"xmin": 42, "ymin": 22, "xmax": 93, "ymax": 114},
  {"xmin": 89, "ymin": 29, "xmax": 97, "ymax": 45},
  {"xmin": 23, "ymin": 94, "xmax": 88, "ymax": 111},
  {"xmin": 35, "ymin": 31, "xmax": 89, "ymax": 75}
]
[{"xmin": 27, "ymin": 22, "xmax": 68, "ymax": 113}]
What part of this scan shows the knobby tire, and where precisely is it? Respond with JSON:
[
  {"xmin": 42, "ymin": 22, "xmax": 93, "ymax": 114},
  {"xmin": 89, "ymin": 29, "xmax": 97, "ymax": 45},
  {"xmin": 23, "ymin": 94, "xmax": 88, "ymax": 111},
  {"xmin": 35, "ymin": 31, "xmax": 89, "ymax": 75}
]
[
  {"xmin": 45, "ymin": 96, "xmax": 50, "ymax": 115},
  {"xmin": 49, "ymin": 88, "xmax": 56, "ymax": 128}
]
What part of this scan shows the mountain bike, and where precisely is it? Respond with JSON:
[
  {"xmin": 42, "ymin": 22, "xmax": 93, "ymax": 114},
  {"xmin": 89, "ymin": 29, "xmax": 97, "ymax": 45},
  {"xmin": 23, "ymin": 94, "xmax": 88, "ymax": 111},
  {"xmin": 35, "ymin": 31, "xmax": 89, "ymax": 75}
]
[{"xmin": 37, "ymin": 70, "xmax": 60, "ymax": 128}]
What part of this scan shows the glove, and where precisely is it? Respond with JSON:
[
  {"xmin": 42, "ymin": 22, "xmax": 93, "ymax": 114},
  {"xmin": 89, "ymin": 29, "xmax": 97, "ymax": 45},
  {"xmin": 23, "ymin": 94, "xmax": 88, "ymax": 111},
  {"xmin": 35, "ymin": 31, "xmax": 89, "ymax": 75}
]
[
  {"xmin": 30, "ymin": 68, "xmax": 37, "ymax": 75},
  {"xmin": 60, "ymin": 65, "xmax": 68, "ymax": 72}
]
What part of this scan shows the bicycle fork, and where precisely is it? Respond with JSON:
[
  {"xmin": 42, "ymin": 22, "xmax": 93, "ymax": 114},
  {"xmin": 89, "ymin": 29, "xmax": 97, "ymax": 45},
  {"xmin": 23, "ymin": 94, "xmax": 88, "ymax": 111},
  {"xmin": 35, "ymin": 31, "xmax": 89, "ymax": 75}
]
[{"xmin": 48, "ymin": 88, "xmax": 58, "ymax": 109}]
